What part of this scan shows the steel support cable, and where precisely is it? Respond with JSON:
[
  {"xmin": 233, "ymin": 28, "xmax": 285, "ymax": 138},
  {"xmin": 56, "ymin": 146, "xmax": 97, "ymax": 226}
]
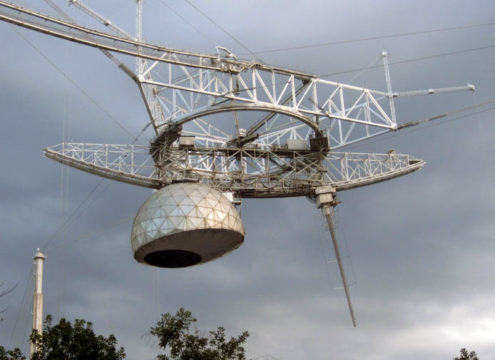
[
  {"xmin": 41, "ymin": 120, "xmax": 150, "ymax": 252},
  {"xmin": 43, "ymin": 124, "xmax": 151, "ymax": 252},
  {"xmin": 8, "ymin": 263, "xmax": 33, "ymax": 350},
  {"xmin": 183, "ymin": 0, "xmax": 263, "ymax": 62},
  {"xmin": 49, "ymin": 216, "xmax": 135, "ymax": 254},
  {"xmin": 40, "ymin": 178, "xmax": 106, "ymax": 251},
  {"xmin": 252, "ymin": 21, "xmax": 495, "ymax": 55},
  {"xmin": 43, "ymin": 0, "xmax": 71, "ymax": 20},
  {"xmin": 346, "ymin": 55, "xmax": 382, "ymax": 84},
  {"xmin": 340, "ymin": 101, "xmax": 495, "ymax": 150},
  {"xmin": 9, "ymin": 26, "xmax": 135, "ymax": 140},
  {"xmin": 43, "ymin": 0, "xmax": 139, "ymax": 81},
  {"xmin": 395, "ymin": 106, "xmax": 495, "ymax": 138},
  {"xmin": 321, "ymin": 44, "xmax": 495, "ymax": 78},
  {"xmin": 20, "ymin": 293, "xmax": 33, "ymax": 356},
  {"xmin": 396, "ymin": 99, "xmax": 495, "ymax": 130},
  {"xmin": 0, "ymin": 283, "xmax": 17, "ymax": 298},
  {"xmin": 58, "ymin": 163, "xmax": 69, "ymax": 320},
  {"xmin": 39, "ymin": 81, "xmax": 152, "ymax": 252},
  {"xmin": 1, "ymin": 2, "xmax": 488, "ymax": 82},
  {"xmin": 156, "ymin": 0, "xmax": 216, "ymax": 47}
]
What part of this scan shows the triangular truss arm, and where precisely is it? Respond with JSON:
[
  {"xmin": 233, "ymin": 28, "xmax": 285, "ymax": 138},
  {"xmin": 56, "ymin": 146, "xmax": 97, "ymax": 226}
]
[
  {"xmin": 0, "ymin": 0, "xmax": 397, "ymax": 148},
  {"xmin": 1, "ymin": 0, "xmax": 477, "ymax": 329},
  {"xmin": 1, "ymin": 1, "xmax": 473, "ymax": 149}
]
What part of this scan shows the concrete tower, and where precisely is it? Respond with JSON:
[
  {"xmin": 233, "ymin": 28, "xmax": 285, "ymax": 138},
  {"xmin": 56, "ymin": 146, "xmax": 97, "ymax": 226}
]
[{"xmin": 30, "ymin": 249, "xmax": 46, "ymax": 357}]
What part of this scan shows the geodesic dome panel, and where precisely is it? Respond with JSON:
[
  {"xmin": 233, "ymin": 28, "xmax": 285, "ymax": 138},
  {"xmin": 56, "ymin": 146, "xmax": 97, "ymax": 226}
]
[{"xmin": 131, "ymin": 182, "xmax": 244, "ymax": 268}]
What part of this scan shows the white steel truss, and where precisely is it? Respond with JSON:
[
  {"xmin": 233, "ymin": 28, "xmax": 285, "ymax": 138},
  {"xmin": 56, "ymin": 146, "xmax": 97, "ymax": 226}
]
[
  {"xmin": 0, "ymin": 0, "xmax": 473, "ymax": 199},
  {"xmin": 2, "ymin": 0, "xmax": 475, "ymax": 327},
  {"xmin": 44, "ymin": 143, "xmax": 424, "ymax": 196},
  {"xmin": 0, "ymin": 0, "xmax": 395, "ymax": 148},
  {"xmin": 0, "ymin": 0, "xmax": 473, "ymax": 151}
]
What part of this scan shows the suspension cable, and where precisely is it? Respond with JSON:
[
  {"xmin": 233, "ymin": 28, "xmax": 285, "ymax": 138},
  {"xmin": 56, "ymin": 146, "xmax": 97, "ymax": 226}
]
[
  {"xmin": 8, "ymin": 263, "xmax": 33, "ymax": 350},
  {"xmin": 9, "ymin": 26, "xmax": 135, "ymax": 140},
  {"xmin": 183, "ymin": 0, "xmax": 262, "ymax": 62},
  {"xmin": 253, "ymin": 21, "xmax": 495, "ymax": 55},
  {"xmin": 321, "ymin": 44, "xmax": 495, "ymax": 78}
]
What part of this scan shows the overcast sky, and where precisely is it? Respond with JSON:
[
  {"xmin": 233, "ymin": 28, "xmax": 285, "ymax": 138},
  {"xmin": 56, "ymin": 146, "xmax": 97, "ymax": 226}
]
[{"xmin": 1, "ymin": 1, "xmax": 495, "ymax": 359}]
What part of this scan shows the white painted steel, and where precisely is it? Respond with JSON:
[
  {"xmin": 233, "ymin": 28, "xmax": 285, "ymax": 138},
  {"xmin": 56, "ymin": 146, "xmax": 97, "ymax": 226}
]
[
  {"xmin": 0, "ymin": 0, "xmax": 472, "ymax": 325},
  {"xmin": 44, "ymin": 143, "xmax": 425, "ymax": 196},
  {"xmin": 0, "ymin": 0, "xmax": 397, "ymax": 148},
  {"xmin": 0, "ymin": 0, "xmax": 472, "ymax": 154}
]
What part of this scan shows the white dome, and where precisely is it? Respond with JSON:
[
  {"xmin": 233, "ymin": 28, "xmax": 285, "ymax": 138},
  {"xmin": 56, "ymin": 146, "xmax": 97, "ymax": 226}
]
[{"xmin": 131, "ymin": 182, "xmax": 244, "ymax": 267}]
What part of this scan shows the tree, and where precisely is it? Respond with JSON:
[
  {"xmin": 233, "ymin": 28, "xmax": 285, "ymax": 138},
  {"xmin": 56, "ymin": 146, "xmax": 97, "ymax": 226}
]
[
  {"xmin": 150, "ymin": 308, "xmax": 249, "ymax": 360},
  {"xmin": 30, "ymin": 315, "xmax": 125, "ymax": 360},
  {"xmin": 454, "ymin": 348, "xmax": 479, "ymax": 360},
  {"xmin": 0, "ymin": 347, "xmax": 25, "ymax": 360}
]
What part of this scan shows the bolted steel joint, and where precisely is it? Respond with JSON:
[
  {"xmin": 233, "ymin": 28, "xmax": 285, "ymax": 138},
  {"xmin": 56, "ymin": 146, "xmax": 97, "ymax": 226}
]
[{"xmin": 315, "ymin": 185, "xmax": 338, "ymax": 208}]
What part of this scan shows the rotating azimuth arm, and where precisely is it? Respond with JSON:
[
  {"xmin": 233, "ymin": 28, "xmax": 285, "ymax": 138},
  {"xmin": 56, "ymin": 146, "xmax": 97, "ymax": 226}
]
[
  {"xmin": 0, "ymin": 0, "xmax": 395, "ymax": 145},
  {"xmin": 43, "ymin": 143, "xmax": 425, "ymax": 196},
  {"xmin": 0, "ymin": 0, "xmax": 475, "ymax": 147},
  {"xmin": 316, "ymin": 186, "xmax": 357, "ymax": 327}
]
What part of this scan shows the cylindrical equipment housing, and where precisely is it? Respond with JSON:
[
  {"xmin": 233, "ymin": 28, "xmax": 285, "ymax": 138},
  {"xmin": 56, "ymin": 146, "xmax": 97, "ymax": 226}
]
[{"xmin": 131, "ymin": 182, "xmax": 244, "ymax": 268}]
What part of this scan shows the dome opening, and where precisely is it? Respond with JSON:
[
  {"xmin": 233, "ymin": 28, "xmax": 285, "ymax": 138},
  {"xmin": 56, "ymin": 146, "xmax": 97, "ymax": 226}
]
[{"xmin": 144, "ymin": 250, "xmax": 202, "ymax": 268}]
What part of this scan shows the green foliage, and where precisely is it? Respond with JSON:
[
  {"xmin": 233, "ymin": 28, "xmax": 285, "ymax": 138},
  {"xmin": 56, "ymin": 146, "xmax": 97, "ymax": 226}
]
[
  {"xmin": 3, "ymin": 310, "xmax": 249, "ymax": 360},
  {"xmin": 0, "ymin": 346, "xmax": 25, "ymax": 360},
  {"xmin": 150, "ymin": 308, "xmax": 249, "ymax": 360},
  {"xmin": 454, "ymin": 348, "xmax": 479, "ymax": 360},
  {"xmin": 30, "ymin": 315, "xmax": 125, "ymax": 360}
]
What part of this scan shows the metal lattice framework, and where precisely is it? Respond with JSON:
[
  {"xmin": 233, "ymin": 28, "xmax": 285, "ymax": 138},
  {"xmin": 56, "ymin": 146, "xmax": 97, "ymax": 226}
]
[
  {"xmin": 0, "ymin": 0, "xmax": 475, "ymax": 327},
  {"xmin": 0, "ymin": 1, "xmax": 395, "ymax": 147},
  {"xmin": 0, "ymin": 0, "xmax": 473, "ymax": 199},
  {"xmin": 45, "ymin": 143, "xmax": 423, "ymax": 196}
]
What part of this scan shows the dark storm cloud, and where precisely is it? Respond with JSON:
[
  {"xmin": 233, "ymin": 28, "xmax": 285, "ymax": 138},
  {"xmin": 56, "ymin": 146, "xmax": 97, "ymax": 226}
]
[{"xmin": 1, "ymin": 1, "xmax": 495, "ymax": 359}]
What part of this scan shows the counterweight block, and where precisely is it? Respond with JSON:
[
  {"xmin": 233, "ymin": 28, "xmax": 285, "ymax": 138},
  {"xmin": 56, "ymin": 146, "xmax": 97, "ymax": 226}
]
[{"xmin": 131, "ymin": 183, "xmax": 245, "ymax": 268}]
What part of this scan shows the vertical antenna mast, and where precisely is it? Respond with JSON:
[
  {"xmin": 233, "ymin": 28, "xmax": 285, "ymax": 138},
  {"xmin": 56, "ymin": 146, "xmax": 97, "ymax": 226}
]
[
  {"xmin": 30, "ymin": 249, "xmax": 46, "ymax": 357},
  {"xmin": 382, "ymin": 51, "xmax": 397, "ymax": 126},
  {"xmin": 136, "ymin": 0, "xmax": 144, "ymax": 76}
]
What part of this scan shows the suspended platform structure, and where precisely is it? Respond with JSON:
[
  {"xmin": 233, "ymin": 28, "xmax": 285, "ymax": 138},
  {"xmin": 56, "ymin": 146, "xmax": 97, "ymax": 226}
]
[{"xmin": 0, "ymin": 0, "xmax": 476, "ymax": 327}]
